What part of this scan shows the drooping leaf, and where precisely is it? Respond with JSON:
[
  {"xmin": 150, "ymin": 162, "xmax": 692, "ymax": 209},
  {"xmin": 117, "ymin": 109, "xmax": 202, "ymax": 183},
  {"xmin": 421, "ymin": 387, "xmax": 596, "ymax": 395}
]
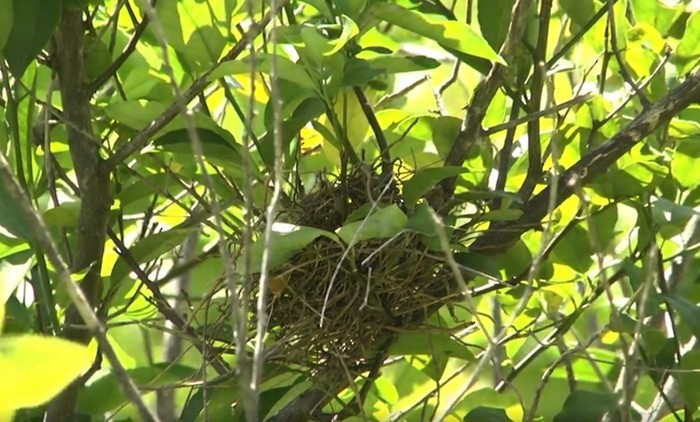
[
  {"xmin": 336, "ymin": 204, "xmax": 408, "ymax": 244},
  {"xmin": 553, "ymin": 390, "xmax": 619, "ymax": 422},
  {"xmin": 677, "ymin": 349, "xmax": 700, "ymax": 409},
  {"xmin": 478, "ymin": 0, "xmax": 516, "ymax": 51},
  {"xmin": 241, "ymin": 223, "xmax": 338, "ymax": 274},
  {"xmin": 371, "ymin": 3, "xmax": 504, "ymax": 64},
  {"xmin": 402, "ymin": 167, "xmax": 470, "ymax": 206},
  {"xmin": 211, "ymin": 55, "xmax": 318, "ymax": 91},
  {"xmin": 388, "ymin": 331, "xmax": 475, "ymax": 361},
  {"xmin": 0, "ymin": 335, "xmax": 91, "ymax": 411},
  {"xmin": 465, "ymin": 407, "xmax": 515, "ymax": 422},
  {"xmin": 1, "ymin": 0, "xmax": 60, "ymax": 77},
  {"xmin": 665, "ymin": 295, "xmax": 700, "ymax": 340}
]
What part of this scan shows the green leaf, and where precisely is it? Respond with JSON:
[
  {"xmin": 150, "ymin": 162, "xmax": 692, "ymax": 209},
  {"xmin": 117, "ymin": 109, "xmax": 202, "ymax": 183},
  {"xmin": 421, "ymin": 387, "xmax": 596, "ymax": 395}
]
[
  {"xmin": 153, "ymin": 128, "xmax": 242, "ymax": 170},
  {"xmin": 301, "ymin": 15, "xmax": 359, "ymax": 59},
  {"xmin": 1, "ymin": 0, "xmax": 61, "ymax": 78},
  {"xmin": 559, "ymin": 0, "xmax": 598, "ymax": 28},
  {"xmin": 665, "ymin": 295, "xmax": 700, "ymax": 340},
  {"xmin": 0, "ymin": 181, "xmax": 33, "ymax": 240},
  {"xmin": 0, "ymin": 335, "xmax": 92, "ymax": 411},
  {"xmin": 389, "ymin": 331, "xmax": 474, "ymax": 361},
  {"xmin": 211, "ymin": 55, "xmax": 318, "ymax": 91},
  {"xmin": 0, "ymin": 250, "xmax": 33, "ymax": 304},
  {"xmin": 78, "ymin": 363, "xmax": 198, "ymax": 415},
  {"xmin": 459, "ymin": 388, "xmax": 519, "ymax": 414},
  {"xmin": 478, "ymin": 0, "xmax": 516, "ymax": 50},
  {"xmin": 677, "ymin": 349, "xmax": 700, "ymax": 409},
  {"xmin": 403, "ymin": 167, "xmax": 470, "ymax": 206},
  {"xmin": 0, "ymin": 0, "xmax": 13, "ymax": 52},
  {"xmin": 258, "ymin": 97, "xmax": 325, "ymax": 168},
  {"xmin": 371, "ymin": 3, "xmax": 504, "ymax": 64},
  {"xmin": 673, "ymin": 139, "xmax": 700, "ymax": 188},
  {"xmin": 371, "ymin": 377, "xmax": 399, "ymax": 404},
  {"xmin": 336, "ymin": 204, "xmax": 408, "ymax": 244},
  {"xmin": 465, "ymin": 407, "xmax": 514, "ymax": 422},
  {"xmin": 241, "ymin": 223, "xmax": 338, "ymax": 273},
  {"xmin": 553, "ymin": 390, "xmax": 619, "ymax": 422},
  {"xmin": 367, "ymin": 55, "xmax": 441, "ymax": 73},
  {"xmin": 677, "ymin": 11, "xmax": 700, "ymax": 73},
  {"xmin": 110, "ymin": 228, "xmax": 194, "ymax": 295}
]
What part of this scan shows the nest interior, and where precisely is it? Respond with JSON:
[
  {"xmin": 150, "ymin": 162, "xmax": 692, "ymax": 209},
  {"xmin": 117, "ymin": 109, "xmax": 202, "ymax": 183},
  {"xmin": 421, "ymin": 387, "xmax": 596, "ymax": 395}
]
[{"xmin": 255, "ymin": 165, "xmax": 456, "ymax": 371}]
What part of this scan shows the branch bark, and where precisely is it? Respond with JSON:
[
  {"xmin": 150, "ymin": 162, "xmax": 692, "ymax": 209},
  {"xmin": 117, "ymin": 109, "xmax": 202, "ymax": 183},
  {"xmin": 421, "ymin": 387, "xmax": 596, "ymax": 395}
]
[
  {"xmin": 470, "ymin": 67, "xmax": 700, "ymax": 255},
  {"xmin": 45, "ymin": 7, "xmax": 122, "ymax": 421}
]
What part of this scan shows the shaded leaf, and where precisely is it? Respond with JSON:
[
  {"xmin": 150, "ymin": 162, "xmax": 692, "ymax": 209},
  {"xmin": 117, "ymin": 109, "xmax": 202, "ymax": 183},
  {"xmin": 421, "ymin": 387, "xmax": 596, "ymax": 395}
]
[
  {"xmin": 389, "ymin": 331, "xmax": 475, "ymax": 361},
  {"xmin": 665, "ymin": 295, "xmax": 700, "ymax": 340},
  {"xmin": 553, "ymin": 390, "xmax": 619, "ymax": 422},
  {"xmin": 1, "ymin": 0, "xmax": 60, "ymax": 77},
  {"xmin": 0, "ymin": 181, "xmax": 32, "ymax": 240},
  {"xmin": 403, "ymin": 167, "xmax": 470, "ymax": 206},
  {"xmin": 465, "ymin": 407, "xmax": 514, "ymax": 422}
]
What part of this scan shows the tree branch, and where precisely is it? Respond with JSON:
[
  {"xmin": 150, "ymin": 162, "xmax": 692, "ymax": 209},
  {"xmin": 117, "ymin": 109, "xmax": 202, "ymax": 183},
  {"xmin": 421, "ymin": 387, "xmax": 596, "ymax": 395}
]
[
  {"xmin": 436, "ymin": 0, "xmax": 532, "ymax": 204},
  {"xmin": 470, "ymin": 66, "xmax": 700, "ymax": 255},
  {"xmin": 46, "ymin": 7, "xmax": 120, "ymax": 421}
]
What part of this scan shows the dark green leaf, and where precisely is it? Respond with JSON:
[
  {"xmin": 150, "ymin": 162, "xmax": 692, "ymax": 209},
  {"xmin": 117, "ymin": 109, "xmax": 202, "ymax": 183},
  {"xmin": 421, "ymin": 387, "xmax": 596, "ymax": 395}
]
[
  {"xmin": 553, "ymin": 390, "xmax": 619, "ymax": 422},
  {"xmin": 0, "ymin": 0, "xmax": 13, "ymax": 51},
  {"xmin": 677, "ymin": 350, "xmax": 700, "ymax": 409},
  {"xmin": 153, "ymin": 128, "xmax": 242, "ymax": 171},
  {"xmin": 465, "ymin": 407, "xmax": 514, "ymax": 422},
  {"xmin": 2, "ymin": 0, "xmax": 60, "ymax": 77},
  {"xmin": 0, "ymin": 180, "xmax": 33, "ymax": 240},
  {"xmin": 665, "ymin": 295, "xmax": 700, "ymax": 340},
  {"xmin": 478, "ymin": 0, "xmax": 516, "ymax": 51},
  {"xmin": 403, "ymin": 167, "xmax": 470, "ymax": 206}
]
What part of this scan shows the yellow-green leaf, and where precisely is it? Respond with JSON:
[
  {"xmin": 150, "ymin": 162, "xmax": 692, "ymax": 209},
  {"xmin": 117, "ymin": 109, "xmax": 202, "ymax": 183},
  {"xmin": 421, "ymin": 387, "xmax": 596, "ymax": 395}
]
[{"xmin": 0, "ymin": 335, "xmax": 92, "ymax": 411}]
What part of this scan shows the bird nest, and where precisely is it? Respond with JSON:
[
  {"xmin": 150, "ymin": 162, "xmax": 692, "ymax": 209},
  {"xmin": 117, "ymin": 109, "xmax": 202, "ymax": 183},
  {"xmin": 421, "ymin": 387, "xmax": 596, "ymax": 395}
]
[{"xmin": 252, "ymin": 165, "xmax": 456, "ymax": 371}]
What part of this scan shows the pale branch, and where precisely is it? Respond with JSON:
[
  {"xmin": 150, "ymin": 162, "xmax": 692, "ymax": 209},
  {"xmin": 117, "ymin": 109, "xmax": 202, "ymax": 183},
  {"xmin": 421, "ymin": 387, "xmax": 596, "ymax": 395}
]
[
  {"xmin": 437, "ymin": 0, "xmax": 532, "ymax": 201},
  {"xmin": 105, "ymin": 0, "xmax": 290, "ymax": 171},
  {"xmin": 470, "ymin": 66, "xmax": 700, "ymax": 255}
]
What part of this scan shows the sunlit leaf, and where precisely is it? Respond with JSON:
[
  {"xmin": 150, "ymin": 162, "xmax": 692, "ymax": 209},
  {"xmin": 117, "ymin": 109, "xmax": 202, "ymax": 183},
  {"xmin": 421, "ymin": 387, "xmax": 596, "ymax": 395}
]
[
  {"xmin": 0, "ymin": 335, "xmax": 91, "ymax": 411},
  {"xmin": 336, "ymin": 205, "xmax": 408, "ymax": 244},
  {"xmin": 371, "ymin": 3, "xmax": 504, "ymax": 64}
]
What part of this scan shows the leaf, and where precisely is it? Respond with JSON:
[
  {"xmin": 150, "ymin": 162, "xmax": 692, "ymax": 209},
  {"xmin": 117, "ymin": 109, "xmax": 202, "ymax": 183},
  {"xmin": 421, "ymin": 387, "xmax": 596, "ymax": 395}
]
[
  {"xmin": 664, "ymin": 295, "xmax": 700, "ymax": 340},
  {"xmin": 388, "ymin": 331, "xmax": 474, "ymax": 361},
  {"xmin": 110, "ymin": 229, "xmax": 193, "ymax": 298},
  {"xmin": 211, "ymin": 55, "xmax": 318, "ymax": 90},
  {"xmin": 677, "ymin": 349, "xmax": 700, "ymax": 409},
  {"xmin": 258, "ymin": 97, "xmax": 326, "ymax": 168},
  {"xmin": 0, "ymin": 180, "xmax": 33, "ymax": 240},
  {"xmin": 371, "ymin": 3, "xmax": 504, "ymax": 64},
  {"xmin": 673, "ymin": 139, "xmax": 700, "ymax": 188},
  {"xmin": 1, "ymin": 0, "xmax": 61, "ymax": 78},
  {"xmin": 301, "ymin": 15, "xmax": 359, "ymax": 60},
  {"xmin": 402, "ymin": 167, "xmax": 470, "ymax": 206},
  {"xmin": 677, "ymin": 11, "xmax": 700, "ymax": 73},
  {"xmin": 478, "ymin": 0, "xmax": 516, "ymax": 50},
  {"xmin": 240, "ymin": 223, "xmax": 338, "ymax": 273},
  {"xmin": 0, "ymin": 0, "xmax": 13, "ymax": 52},
  {"xmin": 0, "ymin": 250, "xmax": 33, "ymax": 304},
  {"xmin": 465, "ymin": 407, "xmax": 515, "ymax": 422},
  {"xmin": 153, "ymin": 128, "xmax": 242, "ymax": 170},
  {"xmin": 367, "ymin": 55, "xmax": 441, "ymax": 73},
  {"xmin": 78, "ymin": 363, "xmax": 198, "ymax": 415},
  {"xmin": 559, "ymin": 0, "xmax": 598, "ymax": 28},
  {"xmin": 336, "ymin": 205, "xmax": 408, "ymax": 244},
  {"xmin": 0, "ymin": 335, "xmax": 92, "ymax": 411},
  {"xmin": 553, "ymin": 390, "xmax": 619, "ymax": 422}
]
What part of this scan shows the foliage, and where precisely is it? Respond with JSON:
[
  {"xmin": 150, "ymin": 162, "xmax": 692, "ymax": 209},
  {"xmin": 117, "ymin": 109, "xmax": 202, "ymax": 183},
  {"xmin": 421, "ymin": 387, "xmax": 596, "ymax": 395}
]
[{"xmin": 1, "ymin": 0, "xmax": 700, "ymax": 421}]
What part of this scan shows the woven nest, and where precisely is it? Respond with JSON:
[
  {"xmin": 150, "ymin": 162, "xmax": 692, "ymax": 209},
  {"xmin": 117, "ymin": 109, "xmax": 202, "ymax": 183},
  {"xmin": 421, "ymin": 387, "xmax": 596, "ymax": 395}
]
[{"xmin": 253, "ymin": 164, "xmax": 456, "ymax": 371}]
